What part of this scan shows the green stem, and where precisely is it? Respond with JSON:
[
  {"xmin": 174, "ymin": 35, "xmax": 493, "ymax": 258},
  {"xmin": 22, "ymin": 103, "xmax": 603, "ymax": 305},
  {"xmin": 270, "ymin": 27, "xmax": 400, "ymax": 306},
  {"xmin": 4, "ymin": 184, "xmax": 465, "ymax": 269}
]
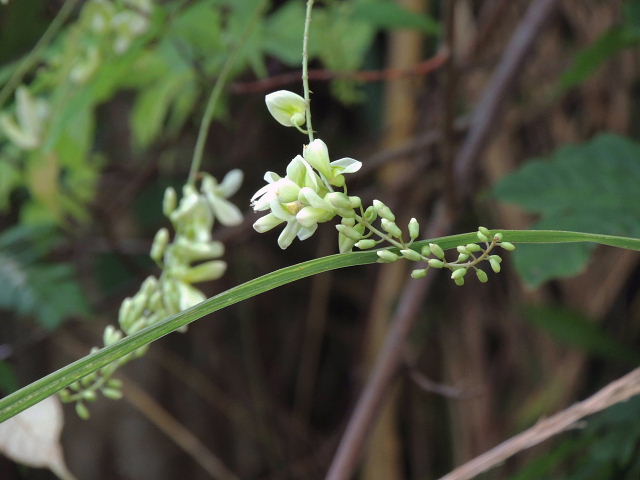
[
  {"xmin": 356, "ymin": 215, "xmax": 406, "ymax": 249},
  {"xmin": 187, "ymin": 1, "xmax": 266, "ymax": 185},
  {"xmin": 302, "ymin": 0, "xmax": 315, "ymax": 142},
  {"xmin": 0, "ymin": 0, "xmax": 80, "ymax": 109}
]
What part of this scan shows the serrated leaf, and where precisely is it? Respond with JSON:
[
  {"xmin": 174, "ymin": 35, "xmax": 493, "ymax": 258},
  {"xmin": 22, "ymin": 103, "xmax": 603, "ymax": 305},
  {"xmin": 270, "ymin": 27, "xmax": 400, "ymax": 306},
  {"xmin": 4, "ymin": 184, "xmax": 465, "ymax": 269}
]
[{"xmin": 494, "ymin": 134, "xmax": 640, "ymax": 286}]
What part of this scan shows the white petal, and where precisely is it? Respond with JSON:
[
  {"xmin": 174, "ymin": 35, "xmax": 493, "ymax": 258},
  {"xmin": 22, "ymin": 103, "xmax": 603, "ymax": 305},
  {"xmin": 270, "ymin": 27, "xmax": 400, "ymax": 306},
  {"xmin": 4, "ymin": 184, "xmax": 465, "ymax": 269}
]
[
  {"xmin": 209, "ymin": 196, "xmax": 243, "ymax": 226},
  {"xmin": 253, "ymin": 213, "xmax": 285, "ymax": 233},
  {"xmin": 278, "ymin": 221, "xmax": 301, "ymax": 249},
  {"xmin": 297, "ymin": 224, "xmax": 318, "ymax": 240},
  {"xmin": 330, "ymin": 157, "xmax": 362, "ymax": 174},
  {"xmin": 217, "ymin": 169, "xmax": 243, "ymax": 197},
  {"xmin": 264, "ymin": 171, "xmax": 281, "ymax": 183},
  {"xmin": 269, "ymin": 198, "xmax": 294, "ymax": 221},
  {"xmin": 298, "ymin": 187, "xmax": 333, "ymax": 210}
]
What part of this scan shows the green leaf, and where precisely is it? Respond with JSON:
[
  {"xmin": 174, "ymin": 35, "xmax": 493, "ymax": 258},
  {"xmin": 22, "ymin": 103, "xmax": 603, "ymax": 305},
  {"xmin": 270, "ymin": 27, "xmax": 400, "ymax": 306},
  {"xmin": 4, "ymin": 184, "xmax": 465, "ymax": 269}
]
[
  {"xmin": 522, "ymin": 306, "xmax": 640, "ymax": 364},
  {"xmin": 494, "ymin": 134, "xmax": 640, "ymax": 286},
  {"xmin": 0, "ymin": 226, "xmax": 88, "ymax": 330},
  {"xmin": 352, "ymin": 0, "xmax": 440, "ymax": 35},
  {"xmin": 0, "ymin": 228, "xmax": 638, "ymax": 421},
  {"xmin": 0, "ymin": 159, "xmax": 20, "ymax": 211},
  {"xmin": 263, "ymin": 1, "xmax": 306, "ymax": 66}
]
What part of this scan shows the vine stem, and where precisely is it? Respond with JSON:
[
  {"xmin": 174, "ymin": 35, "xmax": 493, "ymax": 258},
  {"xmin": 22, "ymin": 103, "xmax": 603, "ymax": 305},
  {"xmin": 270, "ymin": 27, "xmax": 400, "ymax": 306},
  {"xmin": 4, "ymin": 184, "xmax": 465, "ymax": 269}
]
[
  {"xmin": 302, "ymin": 0, "xmax": 315, "ymax": 142},
  {"xmin": 187, "ymin": 1, "xmax": 267, "ymax": 185},
  {"xmin": 0, "ymin": 0, "xmax": 81, "ymax": 109}
]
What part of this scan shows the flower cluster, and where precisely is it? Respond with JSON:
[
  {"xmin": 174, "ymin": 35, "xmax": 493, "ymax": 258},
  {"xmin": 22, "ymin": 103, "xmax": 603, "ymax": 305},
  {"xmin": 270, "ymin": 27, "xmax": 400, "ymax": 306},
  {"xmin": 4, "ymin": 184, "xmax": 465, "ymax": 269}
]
[
  {"xmin": 0, "ymin": 87, "xmax": 49, "ymax": 151},
  {"xmin": 60, "ymin": 170, "xmax": 243, "ymax": 418},
  {"xmin": 253, "ymin": 90, "xmax": 516, "ymax": 284}
]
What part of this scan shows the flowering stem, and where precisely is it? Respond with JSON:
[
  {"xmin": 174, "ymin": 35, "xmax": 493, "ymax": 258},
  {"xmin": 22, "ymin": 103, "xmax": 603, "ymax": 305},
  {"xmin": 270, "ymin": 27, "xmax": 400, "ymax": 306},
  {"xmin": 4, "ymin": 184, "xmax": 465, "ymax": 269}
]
[
  {"xmin": 302, "ymin": 0, "xmax": 315, "ymax": 142},
  {"xmin": 356, "ymin": 215, "xmax": 406, "ymax": 250},
  {"xmin": 187, "ymin": 1, "xmax": 267, "ymax": 185}
]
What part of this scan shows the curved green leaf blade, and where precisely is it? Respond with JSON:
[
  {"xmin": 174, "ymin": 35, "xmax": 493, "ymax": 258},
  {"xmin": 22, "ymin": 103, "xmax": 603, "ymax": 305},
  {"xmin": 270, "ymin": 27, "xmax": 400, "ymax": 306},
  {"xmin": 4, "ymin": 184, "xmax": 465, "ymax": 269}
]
[{"xmin": 0, "ymin": 229, "xmax": 639, "ymax": 421}]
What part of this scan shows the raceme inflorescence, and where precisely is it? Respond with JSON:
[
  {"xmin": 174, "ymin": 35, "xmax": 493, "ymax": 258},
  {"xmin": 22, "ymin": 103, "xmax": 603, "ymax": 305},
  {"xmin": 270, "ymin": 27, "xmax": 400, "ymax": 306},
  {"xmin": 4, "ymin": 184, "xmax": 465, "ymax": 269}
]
[{"xmin": 59, "ymin": 171, "xmax": 244, "ymax": 418}]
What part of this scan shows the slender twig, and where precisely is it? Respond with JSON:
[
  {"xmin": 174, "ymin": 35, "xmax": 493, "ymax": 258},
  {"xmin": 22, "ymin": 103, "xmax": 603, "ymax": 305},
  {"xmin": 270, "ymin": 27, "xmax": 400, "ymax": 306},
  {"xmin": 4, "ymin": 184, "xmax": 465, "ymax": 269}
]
[
  {"xmin": 0, "ymin": 0, "xmax": 80, "ymax": 109},
  {"xmin": 439, "ymin": 367, "xmax": 640, "ymax": 480},
  {"xmin": 325, "ymin": 1, "xmax": 560, "ymax": 478},
  {"xmin": 302, "ymin": 0, "xmax": 315, "ymax": 142},
  {"xmin": 187, "ymin": 1, "xmax": 267, "ymax": 185},
  {"xmin": 231, "ymin": 51, "xmax": 450, "ymax": 94}
]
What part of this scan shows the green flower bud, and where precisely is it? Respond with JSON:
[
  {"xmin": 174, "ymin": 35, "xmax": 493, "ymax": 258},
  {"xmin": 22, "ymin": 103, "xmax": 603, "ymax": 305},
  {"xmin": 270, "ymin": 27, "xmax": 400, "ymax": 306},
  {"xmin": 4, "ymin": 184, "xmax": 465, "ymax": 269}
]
[
  {"xmin": 341, "ymin": 217, "xmax": 356, "ymax": 227},
  {"xmin": 377, "ymin": 250, "xmax": 400, "ymax": 263},
  {"xmin": 451, "ymin": 268, "xmax": 467, "ymax": 280},
  {"xmin": 150, "ymin": 228, "xmax": 170, "ymax": 263},
  {"xmin": 489, "ymin": 258, "xmax": 501, "ymax": 273},
  {"xmin": 101, "ymin": 388, "xmax": 123, "ymax": 400},
  {"xmin": 182, "ymin": 260, "xmax": 227, "ymax": 283},
  {"xmin": 364, "ymin": 205, "xmax": 378, "ymax": 223},
  {"xmin": 421, "ymin": 245, "xmax": 432, "ymax": 257},
  {"xmin": 411, "ymin": 268, "xmax": 428, "ymax": 279},
  {"xmin": 253, "ymin": 213, "xmax": 285, "ymax": 233},
  {"xmin": 489, "ymin": 254, "xmax": 503, "ymax": 263},
  {"xmin": 454, "ymin": 276, "xmax": 465, "ymax": 286},
  {"xmin": 493, "ymin": 232, "xmax": 503, "ymax": 242},
  {"xmin": 103, "ymin": 325, "xmax": 123, "ymax": 346},
  {"xmin": 338, "ymin": 232, "xmax": 357, "ymax": 254},
  {"xmin": 478, "ymin": 226, "xmax": 491, "ymax": 237},
  {"xmin": 349, "ymin": 196, "xmax": 362, "ymax": 209},
  {"xmin": 76, "ymin": 402, "xmax": 90, "ymax": 420},
  {"xmin": 429, "ymin": 243, "xmax": 445, "ymax": 259},
  {"xmin": 477, "ymin": 231, "xmax": 489, "ymax": 242},
  {"xmin": 476, "ymin": 269, "xmax": 488, "ymax": 283},
  {"xmin": 500, "ymin": 241, "xmax": 516, "ymax": 251},
  {"xmin": 373, "ymin": 200, "xmax": 395, "ymax": 222},
  {"xmin": 297, "ymin": 206, "xmax": 334, "ymax": 228},
  {"xmin": 465, "ymin": 243, "xmax": 482, "ymax": 252},
  {"xmin": 336, "ymin": 224, "xmax": 363, "ymax": 241},
  {"xmin": 428, "ymin": 259, "xmax": 444, "ymax": 268},
  {"xmin": 83, "ymin": 390, "xmax": 97, "ymax": 401},
  {"xmin": 408, "ymin": 218, "xmax": 419, "ymax": 240},
  {"xmin": 304, "ymin": 139, "xmax": 333, "ymax": 178},
  {"xmin": 163, "ymin": 187, "xmax": 177, "ymax": 216},
  {"xmin": 457, "ymin": 253, "xmax": 469, "ymax": 262},
  {"xmin": 400, "ymin": 249, "xmax": 422, "ymax": 261},
  {"xmin": 265, "ymin": 90, "xmax": 307, "ymax": 127},
  {"xmin": 355, "ymin": 239, "xmax": 377, "ymax": 249},
  {"xmin": 381, "ymin": 218, "xmax": 402, "ymax": 238},
  {"xmin": 326, "ymin": 192, "xmax": 352, "ymax": 210},
  {"xmin": 107, "ymin": 379, "xmax": 123, "ymax": 389}
]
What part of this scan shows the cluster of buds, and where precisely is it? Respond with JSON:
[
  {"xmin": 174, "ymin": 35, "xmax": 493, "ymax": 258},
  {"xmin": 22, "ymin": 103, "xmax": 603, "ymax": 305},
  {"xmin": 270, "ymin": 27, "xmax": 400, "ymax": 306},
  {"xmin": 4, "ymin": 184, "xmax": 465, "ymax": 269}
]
[
  {"xmin": 372, "ymin": 227, "xmax": 515, "ymax": 286},
  {"xmin": 255, "ymin": 90, "xmax": 517, "ymax": 285},
  {"xmin": 60, "ymin": 170, "xmax": 243, "ymax": 418},
  {"xmin": 0, "ymin": 87, "xmax": 49, "ymax": 151}
]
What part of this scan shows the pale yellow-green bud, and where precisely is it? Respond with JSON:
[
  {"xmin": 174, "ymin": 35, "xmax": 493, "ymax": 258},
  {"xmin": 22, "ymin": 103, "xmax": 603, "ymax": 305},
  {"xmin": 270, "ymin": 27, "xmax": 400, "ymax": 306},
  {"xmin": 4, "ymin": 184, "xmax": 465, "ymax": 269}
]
[
  {"xmin": 101, "ymin": 388, "xmax": 123, "ymax": 400},
  {"xmin": 76, "ymin": 402, "xmax": 90, "ymax": 420},
  {"xmin": 493, "ymin": 232, "xmax": 503, "ymax": 242},
  {"xmin": 381, "ymin": 218, "xmax": 402, "ymax": 238},
  {"xmin": 355, "ymin": 239, "xmax": 377, "ymax": 249},
  {"xmin": 451, "ymin": 268, "xmax": 467, "ymax": 280},
  {"xmin": 428, "ymin": 259, "xmax": 444, "ymax": 268},
  {"xmin": 429, "ymin": 243, "xmax": 445, "ymax": 259},
  {"xmin": 454, "ymin": 276, "xmax": 465, "ymax": 286},
  {"xmin": 349, "ymin": 196, "xmax": 362, "ymax": 209},
  {"xmin": 373, "ymin": 200, "xmax": 395, "ymax": 222},
  {"xmin": 364, "ymin": 206, "xmax": 377, "ymax": 223},
  {"xmin": 336, "ymin": 224, "xmax": 363, "ymax": 241},
  {"xmin": 457, "ymin": 245, "xmax": 468, "ymax": 254},
  {"xmin": 421, "ymin": 245, "xmax": 432, "ymax": 257},
  {"xmin": 411, "ymin": 268, "xmax": 428, "ymax": 279},
  {"xmin": 253, "ymin": 213, "xmax": 285, "ymax": 233},
  {"xmin": 182, "ymin": 260, "xmax": 227, "ymax": 283},
  {"xmin": 304, "ymin": 139, "xmax": 333, "ymax": 178},
  {"xmin": 82, "ymin": 390, "xmax": 97, "ymax": 401},
  {"xmin": 489, "ymin": 258, "xmax": 501, "ymax": 273},
  {"xmin": 477, "ymin": 231, "xmax": 489, "ymax": 242},
  {"xmin": 326, "ymin": 192, "xmax": 352, "ymax": 210},
  {"xmin": 457, "ymin": 253, "xmax": 469, "ymax": 262},
  {"xmin": 163, "ymin": 187, "xmax": 177, "ymax": 216},
  {"xmin": 400, "ymin": 249, "xmax": 422, "ymax": 261},
  {"xmin": 476, "ymin": 269, "xmax": 488, "ymax": 283},
  {"xmin": 408, "ymin": 218, "xmax": 419, "ymax": 240},
  {"xmin": 500, "ymin": 241, "xmax": 516, "ymax": 251},
  {"xmin": 265, "ymin": 90, "xmax": 307, "ymax": 127},
  {"xmin": 103, "ymin": 325, "xmax": 123, "ymax": 346},
  {"xmin": 465, "ymin": 243, "xmax": 482, "ymax": 252},
  {"xmin": 377, "ymin": 250, "xmax": 399, "ymax": 263},
  {"xmin": 479, "ymin": 226, "xmax": 491, "ymax": 236}
]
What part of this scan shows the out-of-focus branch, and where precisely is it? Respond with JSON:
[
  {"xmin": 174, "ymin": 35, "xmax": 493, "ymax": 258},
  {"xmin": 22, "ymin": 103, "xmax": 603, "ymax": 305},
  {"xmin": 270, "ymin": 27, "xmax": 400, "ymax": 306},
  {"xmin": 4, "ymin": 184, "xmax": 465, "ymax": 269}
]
[
  {"xmin": 325, "ymin": 1, "xmax": 560, "ymax": 478},
  {"xmin": 231, "ymin": 50, "xmax": 449, "ymax": 94},
  {"xmin": 439, "ymin": 367, "xmax": 640, "ymax": 480}
]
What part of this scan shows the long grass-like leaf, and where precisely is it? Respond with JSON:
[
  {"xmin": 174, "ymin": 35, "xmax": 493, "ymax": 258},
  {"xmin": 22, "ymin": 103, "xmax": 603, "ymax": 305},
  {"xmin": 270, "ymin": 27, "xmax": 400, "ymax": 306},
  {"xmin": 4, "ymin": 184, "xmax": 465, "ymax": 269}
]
[{"xmin": 1, "ymin": 229, "xmax": 639, "ymax": 421}]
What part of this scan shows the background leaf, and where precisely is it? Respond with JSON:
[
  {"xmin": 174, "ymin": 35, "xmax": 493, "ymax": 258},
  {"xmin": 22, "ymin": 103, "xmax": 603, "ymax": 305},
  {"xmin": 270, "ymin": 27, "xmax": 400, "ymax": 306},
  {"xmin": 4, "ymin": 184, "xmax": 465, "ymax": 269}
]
[{"xmin": 494, "ymin": 134, "xmax": 640, "ymax": 286}]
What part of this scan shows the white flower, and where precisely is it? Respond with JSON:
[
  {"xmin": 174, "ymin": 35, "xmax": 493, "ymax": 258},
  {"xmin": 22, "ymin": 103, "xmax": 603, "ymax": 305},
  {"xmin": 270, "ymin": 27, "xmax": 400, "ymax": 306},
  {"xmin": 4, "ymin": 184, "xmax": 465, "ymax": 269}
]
[
  {"xmin": 303, "ymin": 138, "xmax": 362, "ymax": 186},
  {"xmin": 265, "ymin": 90, "xmax": 307, "ymax": 127},
  {"xmin": 201, "ymin": 170, "xmax": 244, "ymax": 226}
]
